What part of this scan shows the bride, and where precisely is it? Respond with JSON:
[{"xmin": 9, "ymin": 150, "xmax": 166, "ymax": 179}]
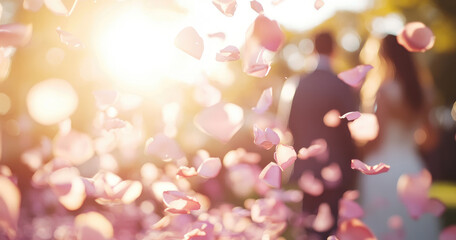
[{"xmin": 358, "ymin": 35, "xmax": 440, "ymax": 239}]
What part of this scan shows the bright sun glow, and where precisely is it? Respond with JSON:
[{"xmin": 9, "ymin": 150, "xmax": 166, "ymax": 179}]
[{"xmin": 94, "ymin": 8, "xmax": 177, "ymax": 87}]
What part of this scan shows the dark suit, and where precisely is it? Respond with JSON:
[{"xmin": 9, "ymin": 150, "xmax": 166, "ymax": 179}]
[{"xmin": 288, "ymin": 68, "xmax": 358, "ymax": 237}]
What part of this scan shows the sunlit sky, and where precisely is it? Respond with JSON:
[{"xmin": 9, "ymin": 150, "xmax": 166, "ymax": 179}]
[{"xmin": 90, "ymin": 0, "xmax": 374, "ymax": 88}]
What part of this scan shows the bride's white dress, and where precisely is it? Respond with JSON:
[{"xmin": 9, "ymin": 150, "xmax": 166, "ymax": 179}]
[{"xmin": 359, "ymin": 86, "xmax": 441, "ymax": 240}]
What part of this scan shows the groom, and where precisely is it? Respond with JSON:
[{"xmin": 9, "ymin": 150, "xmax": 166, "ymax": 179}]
[{"xmin": 288, "ymin": 32, "xmax": 358, "ymax": 238}]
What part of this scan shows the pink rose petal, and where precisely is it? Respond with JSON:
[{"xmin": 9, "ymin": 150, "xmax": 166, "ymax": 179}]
[
  {"xmin": 440, "ymin": 225, "xmax": 456, "ymax": 240},
  {"xmin": 337, "ymin": 219, "xmax": 376, "ymax": 240},
  {"xmin": 343, "ymin": 190, "xmax": 360, "ymax": 200},
  {"xmin": 348, "ymin": 113, "xmax": 379, "ymax": 142},
  {"xmin": 250, "ymin": 0, "xmax": 264, "ymax": 14},
  {"xmin": 112, "ymin": 180, "xmax": 142, "ymax": 204},
  {"xmin": 0, "ymin": 24, "xmax": 33, "ymax": 47},
  {"xmin": 103, "ymin": 118, "xmax": 127, "ymax": 131},
  {"xmin": 397, "ymin": 169, "xmax": 432, "ymax": 219},
  {"xmin": 324, "ymin": 109, "xmax": 341, "ymax": 128},
  {"xmin": 251, "ymin": 198, "xmax": 288, "ymax": 223},
  {"xmin": 339, "ymin": 198, "xmax": 364, "ymax": 220},
  {"xmin": 321, "ymin": 163, "xmax": 342, "ymax": 183},
  {"xmin": 175, "ymin": 26, "xmax": 204, "ymax": 60},
  {"xmin": 328, "ymin": 236, "xmax": 339, "ymax": 240},
  {"xmin": 0, "ymin": 176, "xmax": 20, "ymax": 239},
  {"xmin": 197, "ymin": 157, "xmax": 222, "ymax": 178},
  {"xmin": 253, "ymin": 125, "xmax": 280, "ymax": 150},
  {"xmin": 194, "ymin": 83, "xmax": 221, "ymax": 107},
  {"xmin": 208, "ymin": 32, "xmax": 225, "ymax": 40},
  {"xmin": 44, "ymin": 0, "xmax": 68, "ymax": 16},
  {"xmin": 53, "ymin": 130, "xmax": 94, "ymax": 166},
  {"xmin": 144, "ymin": 133, "xmax": 184, "ymax": 161},
  {"xmin": 245, "ymin": 62, "xmax": 271, "ymax": 78},
  {"xmin": 313, "ymin": 203, "xmax": 334, "ymax": 232},
  {"xmin": 314, "ymin": 0, "xmax": 324, "ymax": 10},
  {"xmin": 337, "ymin": 64, "xmax": 373, "ymax": 88},
  {"xmin": 252, "ymin": 87, "xmax": 273, "ymax": 114},
  {"xmin": 397, "ymin": 22, "xmax": 435, "ymax": 52},
  {"xmin": 23, "ymin": 0, "xmax": 44, "ymax": 12},
  {"xmin": 299, "ymin": 138, "xmax": 328, "ymax": 160},
  {"xmin": 56, "ymin": 27, "xmax": 84, "ymax": 48},
  {"xmin": 177, "ymin": 166, "xmax": 198, "ymax": 178},
  {"xmin": 162, "ymin": 190, "xmax": 201, "ymax": 214},
  {"xmin": 274, "ymin": 144, "xmax": 297, "ymax": 170},
  {"xmin": 247, "ymin": 15, "xmax": 284, "ymax": 52},
  {"xmin": 351, "ymin": 159, "xmax": 390, "ymax": 175},
  {"xmin": 194, "ymin": 102, "xmax": 244, "ymax": 143},
  {"xmin": 212, "ymin": 0, "xmax": 237, "ymax": 17},
  {"xmin": 74, "ymin": 212, "xmax": 113, "ymax": 240},
  {"xmin": 48, "ymin": 167, "xmax": 79, "ymax": 196},
  {"xmin": 93, "ymin": 90, "xmax": 119, "ymax": 111},
  {"xmin": 223, "ymin": 148, "xmax": 261, "ymax": 167},
  {"xmin": 299, "ymin": 171, "xmax": 324, "ymax": 196},
  {"xmin": 259, "ymin": 162, "xmax": 282, "ymax": 188},
  {"xmin": 216, "ymin": 45, "xmax": 240, "ymax": 62},
  {"xmin": 425, "ymin": 198, "xmax": 446, "ymax": 217},
  {"xmin": 340, "ymin": 111, "xmax": 361, "ymax": 121}
]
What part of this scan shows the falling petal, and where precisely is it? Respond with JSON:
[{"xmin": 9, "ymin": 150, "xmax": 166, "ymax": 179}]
[
  {"xmin": 27, "ymin": 78, "xmax": 78, "ymax": 125},
  {"xmin": 351, "ymin": 159, "xmax": 390, "ymax": 175},
  {"xmin": 57, "ymin": 176, "xmax": 86, "ymax": 210},
  {"xmin": 247, "ymin": 15, "xmax": 284, "ymax": 52},
  {"xmin": 424, "ymin": 198, "xmax": 446, "ymax": 217},
  {"xmin": 93, "ymin": 90, "xmax": 119, "ymax": 110},
  {"xmin": 337, "ymin": 64, "xmax": 373, "ymax": 88},
  {"xmin": 56, "ymin": 27, "xmax": 84, "ymax": 48},
  {"xmin": 274, "ymin": 144, "xmax": 297, "ymax": 170},
  {"xmin": 340, "ymin": 111, "xmax": 361, "ymax": 121},
  {"xmin": 193, "ymin": 83, "xmax": 221, "ymax": 107},
  {"xmin": 250, "ymin": 0, "xmax": 264, "ymax": 14},
  {"xmin": 299, "ymin": 171, "xmax": 324, "ymax": 196},
  {"xmin": 339, "ymin": 198, "xmax": 364, "ymax": 220},
  {"xmin": 314, "ymin": 0, "xmax": 324, "ymax": 10},
  {"xmin": 212, "ymin": 0, "xmax": 237, "ymax": 17},
  {"xmin": 0, "ymin": 24, "xmax": 32, "ymax": 47},
  {"xmin": 440, "ymin": 225, "xmax": 456, "ymax": 240},
  {"xmin": 313, "ymin": 203, "xmax": 334, "ymax": 232},
  {"xmin": 348, "ymin": 113, "xmax": 379, "ymax": 142},
  {"xmin": 175, "ymin": 26, "xmax": 204, "ymax": 60},
  {"xmin": 23, "ymin": 0, "xmax": 44, "ymax": 11},
  {"xmin": 194, "ymin": 102, "xmax": 244, "ymax": 143},
  {"xmin": 163, "ymin": 191, "xmax": 201, "ymax": 214},
  {"xmin": 197, "ymin": 157, "xmax": 222, "ymax": 178},
  {"xmin": 337, "ymin": 219, "xmax": 376, "ymax": 240},
  {"xmin": 112, "ymin": 180, "xmax": 142, "ymax": 204},
  {"xmin": 397, "ymin": 22, "xmax": 435, "ymax": 52},
  {"xmin": 253, "ymin": 125, "xmax": 280, "ymax": 150},
  {"xmin": 324, "ymin": 109, "xmax": 341, "ymax": 128},
  {"xmin": 74, "ymin": 212, "xmax": 113, "ymax": 240},
  {"xmin": 397, "ymin": 169, "xmax": 432, "ymax": 219},
  {"xmin": 0, "ymin": 176, "xmax": 20, "ymax": 239},
  {"xmin": 53, "ymin": 130, "xmax": 94, "ymax": 166},
  {"xmin": 298, "ymin": 138, "xmax": 328, "ymax": 160},
  {"xmin": 177, "ymin": 166, "xmax": 198, "ymax": 178},
  {"xmin": 259, "ymin": 162, "xmax": 282, "ymax": 188},
  {"xmin": 103, "ymin": 118, "xmax": 127, "ymax": 131},
  {"xmin": 44, "ymin": 0, "xmax": 68, "ymax": 16},
  {"xmin": 144, "ymin": 133, "xmax": 184, "ymax": 161},
  {"xmin": 208, "ymin": 32, "xmax": 225, "ymax": 40},
  {"xmin": 216, "ymin": 45, "xmax": 240, "ymax": 62},
  {"xmin": 252, "ymin": 87, "xmax": 273, "ymax": 114},
  {"xmin": 321, "ymin": 163, "xmax": 342, "ymax": 183}
]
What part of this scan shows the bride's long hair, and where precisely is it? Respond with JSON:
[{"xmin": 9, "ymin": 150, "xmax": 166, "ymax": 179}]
[{"xmin": 379, "ymin": 34, "xmax": 425, "ymax": 114}]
